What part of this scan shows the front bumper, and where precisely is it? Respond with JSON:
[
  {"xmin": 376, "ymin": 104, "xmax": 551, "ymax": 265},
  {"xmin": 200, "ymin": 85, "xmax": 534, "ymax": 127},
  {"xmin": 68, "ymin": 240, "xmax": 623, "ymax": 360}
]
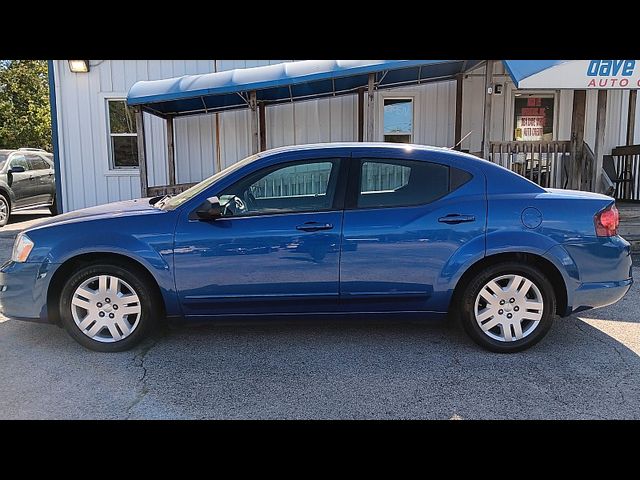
[{"xmin": 0, "ymin": 260, "xmax": 56, "ymax": 323}]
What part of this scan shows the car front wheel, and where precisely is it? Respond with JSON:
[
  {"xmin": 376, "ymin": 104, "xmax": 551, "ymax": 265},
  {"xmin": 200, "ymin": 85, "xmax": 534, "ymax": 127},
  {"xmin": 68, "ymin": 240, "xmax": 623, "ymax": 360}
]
[
  {"xmin": 59, "ymin": 263, "xmax": 159, "ymax": 352},
  {"xmin": 459, "ymin": 262, "xmax": 556, "ymax": 353}
]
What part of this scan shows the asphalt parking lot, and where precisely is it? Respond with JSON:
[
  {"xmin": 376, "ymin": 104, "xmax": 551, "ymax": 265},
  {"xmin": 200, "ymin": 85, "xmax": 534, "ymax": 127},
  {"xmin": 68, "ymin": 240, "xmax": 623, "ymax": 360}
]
[{"xmin": 0, "ymin": 212, "xmax": 638, "ymax": 419}]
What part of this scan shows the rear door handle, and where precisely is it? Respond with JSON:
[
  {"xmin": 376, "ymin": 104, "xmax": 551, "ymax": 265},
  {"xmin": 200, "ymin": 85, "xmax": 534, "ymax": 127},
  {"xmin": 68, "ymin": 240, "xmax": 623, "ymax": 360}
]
[
  {"xmin": 438, "ymin": 214, "xmax": 475, "ymax": 224},
  {"xmin": 296, "ymin": 222, "xmax": 334, "ymax": 232}
]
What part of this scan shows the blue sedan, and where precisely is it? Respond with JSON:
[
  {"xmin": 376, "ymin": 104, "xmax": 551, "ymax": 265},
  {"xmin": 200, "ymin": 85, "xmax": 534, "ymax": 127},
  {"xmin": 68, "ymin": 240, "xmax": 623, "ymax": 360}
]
[{"xmin": 0, "ymin": 143, "xmax": 633, "ymax": 352}]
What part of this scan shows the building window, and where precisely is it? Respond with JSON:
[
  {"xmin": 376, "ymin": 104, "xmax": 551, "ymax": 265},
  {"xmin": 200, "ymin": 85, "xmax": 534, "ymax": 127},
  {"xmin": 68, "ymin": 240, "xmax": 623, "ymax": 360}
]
[
  {"xmin": 383, "ymin": 98, "xmax": 413, "ymax": 143},
  {"xmin": 107, "ymin": 99, "xmax": 138, "ymax": 169},
  {"xmin": 513, "ymin": 95, "xmax": 554, "ymax": 141}
]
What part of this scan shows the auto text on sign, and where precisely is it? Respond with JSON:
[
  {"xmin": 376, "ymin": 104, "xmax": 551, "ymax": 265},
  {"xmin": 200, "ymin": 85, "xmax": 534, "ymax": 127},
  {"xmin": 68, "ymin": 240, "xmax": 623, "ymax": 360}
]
[{"xmin": 586, "ymin": 60, "xmax": 639, "ymax": 88}]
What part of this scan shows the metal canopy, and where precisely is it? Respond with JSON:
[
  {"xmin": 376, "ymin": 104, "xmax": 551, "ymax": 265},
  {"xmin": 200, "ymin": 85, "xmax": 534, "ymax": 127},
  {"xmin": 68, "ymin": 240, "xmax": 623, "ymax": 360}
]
[
  {"xmin": 502, "ymin": 60, "xmax": 566, "ymax": 87},
  {"xmin": 127, "ymin": 60, "xmax": 481, "ymax": 117}
]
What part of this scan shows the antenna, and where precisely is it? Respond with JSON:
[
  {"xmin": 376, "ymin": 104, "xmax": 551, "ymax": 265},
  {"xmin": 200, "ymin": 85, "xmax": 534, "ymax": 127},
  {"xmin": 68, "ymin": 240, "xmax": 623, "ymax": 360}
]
[{"xmin": 447, "ymin": 131, "xmax": 473, "ymax": 150}]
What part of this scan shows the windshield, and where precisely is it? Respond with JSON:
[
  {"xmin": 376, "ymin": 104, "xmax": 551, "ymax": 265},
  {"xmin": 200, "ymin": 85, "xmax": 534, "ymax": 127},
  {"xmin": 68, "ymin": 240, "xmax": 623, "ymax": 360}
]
[{"xmin": 159, "ymin": 153, "xmax": 262, "ymax": 210}]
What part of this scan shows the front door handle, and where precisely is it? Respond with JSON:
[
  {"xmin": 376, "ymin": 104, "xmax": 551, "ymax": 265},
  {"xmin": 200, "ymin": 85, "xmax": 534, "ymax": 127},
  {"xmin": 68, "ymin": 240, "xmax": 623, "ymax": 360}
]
[
  {"xmin": 438, "ymin": 214, "xmax": 476, "ymax": 224},
  {"xmin": 296, "ymin": 222, "xmax": 334, "ymax": 232}
]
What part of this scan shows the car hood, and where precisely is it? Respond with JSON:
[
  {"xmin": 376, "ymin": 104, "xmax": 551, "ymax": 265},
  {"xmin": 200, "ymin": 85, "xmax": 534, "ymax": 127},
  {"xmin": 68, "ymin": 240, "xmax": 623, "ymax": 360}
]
[{"xmin": 25, "ymin": 198, "xmax": 164, "ymax": 232}]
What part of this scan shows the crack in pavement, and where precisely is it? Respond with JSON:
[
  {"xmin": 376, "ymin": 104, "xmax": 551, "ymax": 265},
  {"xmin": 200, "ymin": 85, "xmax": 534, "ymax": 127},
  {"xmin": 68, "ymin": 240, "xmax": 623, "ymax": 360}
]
[{"xmin": 126, "ymin": 334, "xmax": 163, "ymax": 419}]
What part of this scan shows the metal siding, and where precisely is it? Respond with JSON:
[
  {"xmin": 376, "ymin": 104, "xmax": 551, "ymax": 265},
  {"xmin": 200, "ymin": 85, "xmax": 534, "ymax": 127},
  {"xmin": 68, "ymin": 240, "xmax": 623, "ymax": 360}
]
[
  {"xmin": 461, "ymin": 70, "xmax": 485, "ymax": 152},
  {"xmin": 55, "ymin": 60, "xmax": 218, "ymax": 211},
  {"xmin": 379, "ymin": 81, "xmax": 456, "ymax": 147},
  {"xmin": 557, "ymin": 90, "xmax": 573, "ymax": 141},
  {"xmin": 219, "ymin": 109, "xmax": 252, "ymax": 169}
]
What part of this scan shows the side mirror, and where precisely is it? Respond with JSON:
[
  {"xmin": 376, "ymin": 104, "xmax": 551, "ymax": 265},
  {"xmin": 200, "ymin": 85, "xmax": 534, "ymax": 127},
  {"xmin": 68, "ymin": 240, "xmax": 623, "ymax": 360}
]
[
  {"xmin": 190, "ymin": 196, "xmax": 222, "ymax": 221},
  {"xmin": 9, "ymin": 165, "xmax": 25, "ymax": 173}
]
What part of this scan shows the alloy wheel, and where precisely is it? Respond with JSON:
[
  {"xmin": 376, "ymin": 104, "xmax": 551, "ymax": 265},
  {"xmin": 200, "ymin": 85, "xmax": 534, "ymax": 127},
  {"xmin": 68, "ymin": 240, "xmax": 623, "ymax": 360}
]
[{"xmin": 473, "ymin": 274, "xmax": 544, "ymax": 342}]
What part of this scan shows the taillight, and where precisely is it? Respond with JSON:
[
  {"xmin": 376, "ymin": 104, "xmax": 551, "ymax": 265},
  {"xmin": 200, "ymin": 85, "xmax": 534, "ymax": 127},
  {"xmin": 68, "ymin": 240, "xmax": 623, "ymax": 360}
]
[{"xmin": 594, "ymin": 204, "xmax": 619, "ymax": 237}]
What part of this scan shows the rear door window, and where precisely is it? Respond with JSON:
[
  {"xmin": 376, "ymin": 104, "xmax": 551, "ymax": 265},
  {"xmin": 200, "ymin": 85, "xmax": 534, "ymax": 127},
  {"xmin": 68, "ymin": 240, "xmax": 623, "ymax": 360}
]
[{"xmin": 356, "ymin": 158, "xmax": 450, "ymax": 209}]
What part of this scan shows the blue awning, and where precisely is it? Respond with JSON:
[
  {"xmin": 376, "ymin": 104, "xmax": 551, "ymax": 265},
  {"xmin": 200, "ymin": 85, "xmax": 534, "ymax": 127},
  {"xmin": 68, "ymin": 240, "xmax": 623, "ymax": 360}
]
[
  {"xmin": 128, "ymin": 60, "xmax": 481, "ymax": 117},
  {"xmin": 502, "ymin": 60, "xmax": 568, "ymax": 88}
]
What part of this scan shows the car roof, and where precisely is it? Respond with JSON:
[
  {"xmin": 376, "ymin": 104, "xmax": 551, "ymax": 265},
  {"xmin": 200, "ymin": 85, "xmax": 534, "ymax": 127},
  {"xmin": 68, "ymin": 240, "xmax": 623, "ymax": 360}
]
[
  {"xmin": 258, "ymin": 142, "xmax": 490, "ymax": 168},
  {"xmin": 0, "ymin": 148, "xmax": 51, "ymax": 155},
  {"xmin": 261, "ymin": 142, "xmax": 451, "ymax": 155}
]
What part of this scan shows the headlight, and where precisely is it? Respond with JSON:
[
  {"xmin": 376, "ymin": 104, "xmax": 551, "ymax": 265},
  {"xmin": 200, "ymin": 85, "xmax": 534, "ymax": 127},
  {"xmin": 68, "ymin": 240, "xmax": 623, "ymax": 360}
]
[{"xmin": 12, "ymin": 234, "xmax": 34, "ymax": 263}]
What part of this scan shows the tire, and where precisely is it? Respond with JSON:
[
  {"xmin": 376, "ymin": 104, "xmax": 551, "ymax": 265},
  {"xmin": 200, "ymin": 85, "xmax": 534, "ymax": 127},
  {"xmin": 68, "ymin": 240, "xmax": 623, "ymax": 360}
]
[
  {"xmin": 459, "ymin": 262, "xmax": 556, "ymax": 353},
  {"xmin": 0, "ymin": 194, "xmax": 10, "ymax": 227},
  {"xmin": 49, "ymin": 194, "xmax": 58, "ymax": 216},
  {"xmin": 59, "ymin": 263, "xmax": 160, "ymax": 352}
]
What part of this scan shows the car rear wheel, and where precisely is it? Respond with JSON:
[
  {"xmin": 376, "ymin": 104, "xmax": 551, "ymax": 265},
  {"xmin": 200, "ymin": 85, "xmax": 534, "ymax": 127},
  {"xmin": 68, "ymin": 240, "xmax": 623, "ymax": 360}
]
[
  {"xmin": 59, "ymin": 263, "xmax": 159, "ymax": 352},
  {"xmin": 459, "ymin": 262, "xmax": 555, "ymax": 353},
  {"xmin": 0, "ymin": 194, "xmax": 10, "ymax": 227}
]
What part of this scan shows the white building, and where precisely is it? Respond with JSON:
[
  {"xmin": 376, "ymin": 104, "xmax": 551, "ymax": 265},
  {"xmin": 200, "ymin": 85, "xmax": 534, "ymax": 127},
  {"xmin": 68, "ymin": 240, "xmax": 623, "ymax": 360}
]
[{"xmin": 49, "ymin": 59, "xmax": 640, "ymax": 213}]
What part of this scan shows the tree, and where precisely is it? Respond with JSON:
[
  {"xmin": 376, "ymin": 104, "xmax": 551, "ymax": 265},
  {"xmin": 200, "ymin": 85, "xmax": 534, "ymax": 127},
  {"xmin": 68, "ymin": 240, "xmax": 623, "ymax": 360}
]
[{"xmin": 0, "ymin": 60, "xmax": 52, "ymax": 151}]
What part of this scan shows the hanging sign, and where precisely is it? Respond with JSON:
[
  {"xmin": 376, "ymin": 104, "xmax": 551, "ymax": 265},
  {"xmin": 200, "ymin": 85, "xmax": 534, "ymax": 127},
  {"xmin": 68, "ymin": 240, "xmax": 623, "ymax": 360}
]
[{"xmin": 517, "ymin": 60, "xmax": 640, "ymax": 89}]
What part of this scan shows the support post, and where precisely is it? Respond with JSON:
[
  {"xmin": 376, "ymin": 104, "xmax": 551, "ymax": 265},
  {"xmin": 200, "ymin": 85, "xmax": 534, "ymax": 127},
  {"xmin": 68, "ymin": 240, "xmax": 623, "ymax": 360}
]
[
  {"xmin": 481, "ymin": 60, "xmax": 494, "ymax": 159},
  {"xmin": 569, "ymin": 90, "xmax": 586, "ymax": 190},
  {"xmin": 249, "ymin": 91, "xmax": 259, "ymax": 154},
  {"xmin": 367, "ymin": 73, "xmax": 375, "ymax": 142},
  {"xmin": 258, "ymin": 102, "xmax": 267, "ymax": 152},
  {"xmin": 215, "ymin": 114, "xmax": 222, "ymax": 173},
  {"xmin": 134, "ymin": 108, "xmax": 148, "ymax": 197},
  {"xmin": 166, "ymin": 115, "xmax": 176, "ymax": 186},
  {"xmin": 454, "ymin": 73, "xmax": 464, "ymax": 150},
  {"xmin": 593, "ymin": 89, "xmax": 608, "ymax": 192},
  {"xmin": 357, "ymin": 87, "xmax": 365, "ymax": 142},
  {"xmin": 627, "ymin": 89, "xmax": 637, "ymax": 145}
]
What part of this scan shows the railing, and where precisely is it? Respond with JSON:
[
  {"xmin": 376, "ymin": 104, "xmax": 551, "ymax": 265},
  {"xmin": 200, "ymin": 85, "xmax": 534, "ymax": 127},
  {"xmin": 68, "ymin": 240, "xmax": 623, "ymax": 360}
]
[
  {"xmin": 488, "ymin": 141, "xmax": 571, "ymax": 189},
  {"xmin": 611, "ymin": 144, "xmax": 640, "ymax": 201}
]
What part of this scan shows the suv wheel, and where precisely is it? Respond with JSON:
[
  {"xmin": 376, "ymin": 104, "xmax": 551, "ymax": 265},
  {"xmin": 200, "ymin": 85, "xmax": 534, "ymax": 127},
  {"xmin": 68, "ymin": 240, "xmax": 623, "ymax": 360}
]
[{"xmin": 0, "ymin": 194, "xmax": 10, "ymax": 227}]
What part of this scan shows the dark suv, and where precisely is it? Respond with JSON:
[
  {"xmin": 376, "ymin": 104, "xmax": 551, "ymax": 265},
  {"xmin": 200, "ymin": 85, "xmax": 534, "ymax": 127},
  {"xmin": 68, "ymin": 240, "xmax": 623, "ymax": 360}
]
[{"xmin": 0, "ymin": 148, "xmax": 57, "ymax": 227}]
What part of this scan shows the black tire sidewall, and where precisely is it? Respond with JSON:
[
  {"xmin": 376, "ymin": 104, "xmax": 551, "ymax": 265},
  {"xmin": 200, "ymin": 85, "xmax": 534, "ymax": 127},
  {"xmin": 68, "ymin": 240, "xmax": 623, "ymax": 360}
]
[
  {"xmin": 0, "ymin": 194, "xmax": 10, "ymax": 227},
  {"xmin": 460, "ymin": 262, "xmax": 556, "ymax": 353},
  {"xmin": 59, "ymin": 263, "xmax": 158, "ymax": 352}
]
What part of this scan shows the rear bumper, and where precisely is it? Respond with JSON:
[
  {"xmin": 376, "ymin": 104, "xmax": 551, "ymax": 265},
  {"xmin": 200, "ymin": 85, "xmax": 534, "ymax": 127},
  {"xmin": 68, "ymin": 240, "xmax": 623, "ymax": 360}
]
[
  {"xmin": 571, "ymin": 277, "xmax": 633, "ymax": 313},
  {"xmin": 549, "ymin": 235, "xmax": 633, "ymax": 316},
  {"xmin": 0, "ymin": 260, "xmax": 55, "ymax": 323}
]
